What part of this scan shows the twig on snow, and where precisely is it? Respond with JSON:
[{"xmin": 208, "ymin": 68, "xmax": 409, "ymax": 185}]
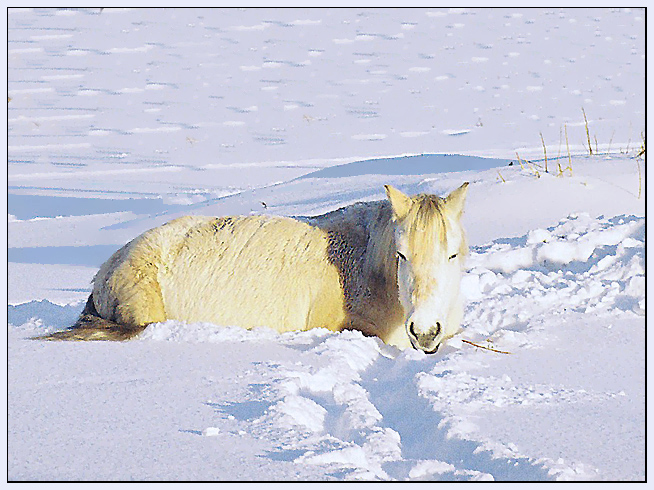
[{"xmin": 461, "ymin": 339, "xmax": 512, "ymax": 355}]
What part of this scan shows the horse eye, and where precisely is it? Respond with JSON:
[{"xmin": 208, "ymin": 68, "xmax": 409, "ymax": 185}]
[
  {"xmin": 449, "ymin": 253, "xmax": 458, "ymax": 261},
  {"xmin": 397, "ymin": 251, "xmax": 407, "ymax": 261}
]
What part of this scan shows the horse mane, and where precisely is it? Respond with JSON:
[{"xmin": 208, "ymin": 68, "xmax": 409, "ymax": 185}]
[{"xmin": 365, "ymin": 202, "xmax": 398, "ymax": 284}]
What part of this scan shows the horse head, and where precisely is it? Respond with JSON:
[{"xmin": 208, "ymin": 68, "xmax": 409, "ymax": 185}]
[{"xmin": 385, "ymin": 183, "xmax": 469, "ymax": 353}]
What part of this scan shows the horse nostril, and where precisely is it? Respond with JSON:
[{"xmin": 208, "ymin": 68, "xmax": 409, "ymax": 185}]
[
  {"xmin": 434, "ymin": 322, "xmax": 442, "ymax": 336},
  {"xmin": 409, "ymin": 322, "xmax": 417, "ymax": 338}
]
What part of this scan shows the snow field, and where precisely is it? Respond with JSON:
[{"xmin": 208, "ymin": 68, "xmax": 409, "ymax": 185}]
[
  {"xmin": 8, "ymin": 7, "xmax": 644, "ymax": 199},
  {"xmin": 7, "ymin": 7, "xmax": 645, "ymax": 482}
]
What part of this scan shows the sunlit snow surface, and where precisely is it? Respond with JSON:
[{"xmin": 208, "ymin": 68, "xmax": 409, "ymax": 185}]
[{"xmin": 8, "ymin": 7, "xmax": 644, "ymax": 481}]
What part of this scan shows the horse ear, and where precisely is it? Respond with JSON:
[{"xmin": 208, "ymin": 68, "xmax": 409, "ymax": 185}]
[
  {"xmin": 384, "ymin": 185, "xmax": 412, "ymax": 220},
  {"xmin": 444, "ymin": 182, "xmax": 469, "ymax": 217}
]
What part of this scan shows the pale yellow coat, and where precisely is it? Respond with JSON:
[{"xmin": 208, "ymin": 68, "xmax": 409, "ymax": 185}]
[{"xmin": 93, "ymin": 215, "xmax": 348, "ymax": 334}]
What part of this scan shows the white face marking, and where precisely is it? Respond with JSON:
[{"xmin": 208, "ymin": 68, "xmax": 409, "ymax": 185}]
[{"xmin": 394, "ymin": 207, "xmax": 465, "ymax": 353}]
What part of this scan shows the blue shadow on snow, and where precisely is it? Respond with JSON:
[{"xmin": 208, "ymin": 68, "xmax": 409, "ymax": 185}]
[
  {"xmin": 8, "ymin": 245, "xmax": 118, "ymax": 268},
  {"xmin": 8, "ymin": 300, "xmax": 81, "ymax": 329},
  {"xmin": 299, "ymin": 154, "xmax": 510, "ymax": 179},
  {"xmin": 8, "ymin": 193, "xmax": 177, "ymax": 220}
]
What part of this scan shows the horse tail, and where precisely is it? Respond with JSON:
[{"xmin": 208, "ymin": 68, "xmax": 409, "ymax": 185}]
[{"xmin": 32, "ymin": 294, "xmax": 146, "ymax": 342}]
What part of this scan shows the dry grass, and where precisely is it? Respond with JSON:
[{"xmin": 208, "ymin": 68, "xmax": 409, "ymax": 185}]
[
  {"xmin": 636, "ymin": 132, "xmax": 644, "ymax": 199},
  {"xmin": 582, "ymin": 107, "xmax": 593, "ymax": 155},
  {"xmin": 515, "ymin": 152, "xmax": 540, "ymax": 178},
  {"xmin": 515, "ymin": 112, "xmax": 642, "ymax": 189},
  {"xmin": 636, "ymin": 133, "xmax": 645, "ymax": 158},
  {"xmin": 608, "ymin": 130, "xmax": 615, "ymax": 154},
  {"xmin": 563, "ymin": 123, "xmax": 573, "ymax": 176},
  {"xmin": 540, "ymin": 132, "xmax": 548, "ymax": 173}
]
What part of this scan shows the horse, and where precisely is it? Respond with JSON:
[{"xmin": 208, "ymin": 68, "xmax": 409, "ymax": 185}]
[{"xmin": 36, "ymin": 183, "xmax": 469, "ymax": 353}]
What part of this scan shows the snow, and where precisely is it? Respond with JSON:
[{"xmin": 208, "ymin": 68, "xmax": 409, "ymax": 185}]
[{"xmin": 7, "ymin": 7, "xmax": 645, "ymax": 482}]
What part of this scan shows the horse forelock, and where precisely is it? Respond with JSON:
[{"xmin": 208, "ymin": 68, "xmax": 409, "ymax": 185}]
[
  {"xmin": 405, "ymin": 195, "xmax": 448, "ymax": 266},
  {"xmin": 369, "ymin": 196, "xmax": 453, "ymax": 270}
]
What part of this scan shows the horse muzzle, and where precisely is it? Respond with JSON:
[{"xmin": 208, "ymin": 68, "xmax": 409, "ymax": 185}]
[{"xmin": 407, "ymin": 321, "xmax": 443, "ymax": 354}]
